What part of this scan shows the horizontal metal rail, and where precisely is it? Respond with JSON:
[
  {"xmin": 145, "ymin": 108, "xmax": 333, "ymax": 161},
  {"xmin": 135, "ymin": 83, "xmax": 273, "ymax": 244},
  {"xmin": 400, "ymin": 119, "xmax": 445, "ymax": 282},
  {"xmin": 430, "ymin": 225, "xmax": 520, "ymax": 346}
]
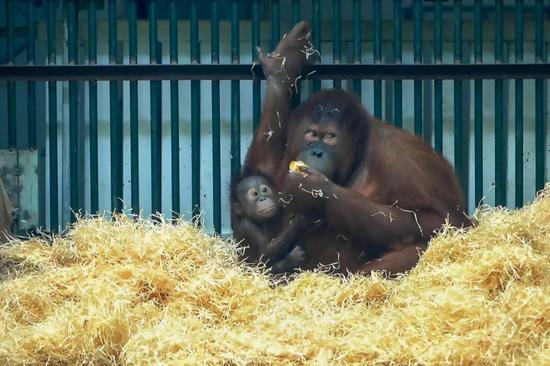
[{"xmin": 1, "ymin": 63, "xmax": 549, "ymax": 81}]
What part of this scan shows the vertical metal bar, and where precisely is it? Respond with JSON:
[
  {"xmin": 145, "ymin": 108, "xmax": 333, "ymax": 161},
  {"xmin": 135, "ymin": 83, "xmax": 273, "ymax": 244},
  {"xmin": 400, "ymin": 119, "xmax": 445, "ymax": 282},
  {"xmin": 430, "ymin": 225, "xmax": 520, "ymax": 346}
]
[
  {"xmin": 271, "ymin": 0, "xmax": 280, "ymax": 50},
  {"xmin": 252, "ymin": 0, "xmax": 260, "ymax": 132},
  {"xmin": 47, "ymin": 0, "xmax": 58, "ymax": 230},
  {"xmin": 312, "ymin": 0, "xmax": 321, "ymax": 93},
  {"xmin": 191, "ymin": 0, "xmax": 201, "ymax": 220},
  {"xmin": 454, "ymin": 1, "xmax": 467, "ymax": 200},
  {"xmin": 170, "ymin": 0, "xmax": 180, "ymax": 218},
  {"xmin": 474, "ymin": 0, "xmax": 483, "ymax": 205},
  {"xmin": 373, "ymin": 0, "xmax": 381, "ymax": 118},
  {"xmin": 109, "ymin": 0, "xmax": 122, "ymax": 213},
  {"xmin": 535, "ymin": 0, "xmax": 545, "ymax": 192},
  {"xmin": 67, "ymin": 0, "xmax": 79, "ymax": 221},
  {"xmin": 231, "ymin": 0, "xmax": 241, "ymax": 185},
  {"xmin": 515, "ymin": 0, "xmax": 524, "ymax": 207},
  {"xmin": 211, "ymin": 0, "xmax": 221, "ymax": 233},
  {"xmin": 333, "ymin": 0, "xmax": 341, "ymax": 89},
  {"xmin": 6, "ymin": 0, "xmax": 15, "ymax": 148},
  {"xmin": 89, "ymin": 2, "xmax": 98, "ymax": 214},
  {"xmin": 352, "ymin": 0, "xmax": 361, "ymax": 96},
  {"xmin": 27, "ymin": 2, "xmax": 37, "ymax": 149},
  {"xmin": 28, "ymin": 0, "xmax": 42, "ymax": 226},
  {"xmin": 292, "ymin": 0, "xmax": 300, "ymax": 25},
  {"xmin": 150, "ymin": 0, "xmax": 162, "ymax": 215},
  {"xmin": 6, "ymin": 0, "xmax": 13, "ymax": 64},
  {"xmin": 291, "ymin": 0, "xmax": 300, "ymax": 105},
  {"xmin": 413, "ymin": 0, "xmax": 422, "ymax": 137},
  {"xmin": 128, "ymin": 0, "xmax": 139, "ymax": 214},
  {"xmin": 393, "ymin": 0, "xmax": 402, "ymax": 128},
  {"xmin": 494, "ymin": 0, "xmax": 505, "ymax": 206},
  {"xmin": 434, "ymin": 0, "xmax": 442, "ymax": 153}
]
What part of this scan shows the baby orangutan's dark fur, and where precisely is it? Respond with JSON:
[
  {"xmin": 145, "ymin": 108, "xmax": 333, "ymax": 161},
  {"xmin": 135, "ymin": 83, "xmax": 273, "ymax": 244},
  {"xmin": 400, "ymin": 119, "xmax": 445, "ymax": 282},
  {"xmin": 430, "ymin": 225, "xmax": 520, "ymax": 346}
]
[
  {"xmin": 235, "ymin": 21, "xmax": 472, "ymax": 277},
  {"xmin": 231, "ymin": 172, "xmax": 316, "ymax": 274}
]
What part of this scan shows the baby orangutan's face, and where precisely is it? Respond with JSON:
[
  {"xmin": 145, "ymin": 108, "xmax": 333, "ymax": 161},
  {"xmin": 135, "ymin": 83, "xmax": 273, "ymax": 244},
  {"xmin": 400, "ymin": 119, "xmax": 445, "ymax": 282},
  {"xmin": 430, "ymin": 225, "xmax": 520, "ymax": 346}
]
[{"xmin": 236, "ymin": 176, "xmax": 279, "ymax": 221}]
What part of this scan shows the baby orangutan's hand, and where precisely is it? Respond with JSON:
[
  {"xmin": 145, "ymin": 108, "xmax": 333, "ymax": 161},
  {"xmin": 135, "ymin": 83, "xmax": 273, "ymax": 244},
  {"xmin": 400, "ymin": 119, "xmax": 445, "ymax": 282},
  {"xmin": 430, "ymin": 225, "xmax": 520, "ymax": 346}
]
[{"xmin": 286, "ymin": 246, "xmax": 307, "ymax": 268}]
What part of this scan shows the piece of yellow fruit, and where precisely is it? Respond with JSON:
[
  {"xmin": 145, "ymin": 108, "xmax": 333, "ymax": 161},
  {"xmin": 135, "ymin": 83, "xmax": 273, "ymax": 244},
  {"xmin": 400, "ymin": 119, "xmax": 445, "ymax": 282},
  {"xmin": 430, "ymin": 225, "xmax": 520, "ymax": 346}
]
[{"xmin": 289, "ymin": 160, "xmax": 310, "ymax": 176}]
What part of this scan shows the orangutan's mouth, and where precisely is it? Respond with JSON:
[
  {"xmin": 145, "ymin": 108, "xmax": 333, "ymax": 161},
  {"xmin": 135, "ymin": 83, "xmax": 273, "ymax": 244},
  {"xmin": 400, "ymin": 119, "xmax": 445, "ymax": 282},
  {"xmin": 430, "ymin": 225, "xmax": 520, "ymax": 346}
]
[{"xmin": 258, "ymin": 206, "xmax": 276, "ymax": 217}]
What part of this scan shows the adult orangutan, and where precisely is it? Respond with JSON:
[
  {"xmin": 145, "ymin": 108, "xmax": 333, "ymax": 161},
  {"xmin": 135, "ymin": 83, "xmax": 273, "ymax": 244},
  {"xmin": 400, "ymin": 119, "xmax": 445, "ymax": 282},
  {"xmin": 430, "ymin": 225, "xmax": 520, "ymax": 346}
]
[{"xmin": 234, "ymin": 21, "xmax": 471, "ymax": 276}]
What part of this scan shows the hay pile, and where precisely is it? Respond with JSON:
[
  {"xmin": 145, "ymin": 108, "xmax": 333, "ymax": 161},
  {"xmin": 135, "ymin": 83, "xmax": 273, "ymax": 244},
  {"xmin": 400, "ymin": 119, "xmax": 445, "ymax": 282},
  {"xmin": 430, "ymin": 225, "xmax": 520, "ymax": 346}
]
[{"xmin": 0, "ymin": 187, "xmax": 548, "ymax": 365}]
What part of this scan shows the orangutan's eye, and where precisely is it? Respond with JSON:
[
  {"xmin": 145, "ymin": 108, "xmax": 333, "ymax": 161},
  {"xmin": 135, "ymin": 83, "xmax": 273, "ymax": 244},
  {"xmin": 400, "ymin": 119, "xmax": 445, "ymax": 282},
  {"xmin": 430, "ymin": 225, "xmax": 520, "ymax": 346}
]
[
  {"xmin": 247, "ymin": 189, "xmax": 259, "ymax": 201},
  {"xmin": 324, "ymin": 133, "xmax": 337, "ymax": 146},
  {"xmin": 305, "ymin": 130, "xmax": 319, "ymax": 143}
]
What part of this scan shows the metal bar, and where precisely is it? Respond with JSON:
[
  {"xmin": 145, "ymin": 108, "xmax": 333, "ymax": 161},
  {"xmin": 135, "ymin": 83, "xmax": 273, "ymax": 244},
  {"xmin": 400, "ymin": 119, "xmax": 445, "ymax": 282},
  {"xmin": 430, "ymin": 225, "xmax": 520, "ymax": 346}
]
[
  {"xmin": 535, "ymin": 0, "xmax": 545, "ymax": 192},
  {"xmin": 312, "ymin": 0, "xmax": 321, "ymax": 93},
  {"xmin": 7, "ymin": 0, "xmax": 15, "ymax": 148},
  {"xmin": 515, "ymin": 0, "xmax": 523, "ymax": 207},
  {"xmin": 474, "ymin": 0, "xmax": 483, "ymax": 206},
  {"xmin": 68, "ymin": 0, "xmax": 79, "ymax": 222},
  {"xmin": 292, "ymin": 0, "xmax": 300, "ymax": 25},
  {"xmin": 150, "ymin": 0, "xmax": 162, "ymax": 215},
  {"xmin": 6, "ymin": 0, "xmax": 14, "ymax": 63},
  {"xmin": 373, "ymin": 0, "xmax": 381, "ymax": 118},
  {"xmin": 47, "ymin": 0, "xmax": 58, "ymax": 230},
  {"xmin": 434, "ymin": 0, "xmax": 442, "ymax": 153},
  {"xmin": 393, "ymin": 0, "xmax": 402, "ymax": 128},
  {"xmin": 231, "ymin": 0, "xmax": 241, "ymax": 185},
  {"xmin": 454, "ymin": 0, "xmax": 467, "ymax": 201},
  {"xmin": 352, "ymin": 0, "xmax": 361, "ymax": 96},
  {"xmin": 271, "ymin": 0, "xmax": 279, "ymax": 50},
  {"xmin": 252, "ymin": 0, "xmax": 260, "ymax": 132},
  {"xmin": 413, "ymin": 0, "xmax": 422, "ymax": 137},
  {"xmin": 89, "ymin": 1, "xmax": 98, "ymax": 214},
  {"xmin": 28, "ymin": 0, "xmax": 42, "ymax": 226},
  {"xmin": 495, "ymin": 0, "xmax": 505, "ymax": 206},
  {"xmin": 2, "ymin": 64, "xmax": 549, "ymax": 82},
  {"xmin": 27, "ymin": 1, "xmax": 36, "ymax": 149},
  {"xmin": 291, "ymin": 0, "xmax": 300, "ymax": 105},
  {"xmin": 211, "ymin": 0, "xmax": 221, "ymax": 233},
  {"xmin": 129, "ymin": 0, "xmax": 139, "ymax": 214},
  {"xmin": 170, "ymin": 0, "xmax": 180, "ymax": 218},
  {"xmin": 333, "ymin": 0, "xmax": 341, "ymax": 89},
  {"xmin": 109, "ymin": 0, "xmax": 122, "ymax": 213},
  {"xmin": 191, "ymin": 0, "xmax": 201, "ymax": 220}
]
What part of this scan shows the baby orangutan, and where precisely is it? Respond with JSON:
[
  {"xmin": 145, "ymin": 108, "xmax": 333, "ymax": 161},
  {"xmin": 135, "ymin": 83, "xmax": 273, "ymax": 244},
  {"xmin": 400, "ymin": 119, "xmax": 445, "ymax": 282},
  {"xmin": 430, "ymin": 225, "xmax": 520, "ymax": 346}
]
[{"xmin": 231, "ymin": 173, "xmax": 318, "ymax": 275}]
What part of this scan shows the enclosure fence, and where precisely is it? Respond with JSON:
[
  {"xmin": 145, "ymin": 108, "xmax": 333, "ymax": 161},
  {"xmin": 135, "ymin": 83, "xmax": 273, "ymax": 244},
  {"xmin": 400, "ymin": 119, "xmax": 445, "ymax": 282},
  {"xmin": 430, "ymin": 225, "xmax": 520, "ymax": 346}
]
[{"xmin": 0, "ymin": 0, "xmax": 549, "ymax": 233}]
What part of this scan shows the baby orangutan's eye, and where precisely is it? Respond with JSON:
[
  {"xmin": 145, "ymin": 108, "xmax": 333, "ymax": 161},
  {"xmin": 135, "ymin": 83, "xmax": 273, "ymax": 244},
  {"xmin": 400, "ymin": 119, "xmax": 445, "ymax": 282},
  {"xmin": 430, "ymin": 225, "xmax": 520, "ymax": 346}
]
[
  {"xmin": 247, "ymin": 189, "xmax": 259, "ymax": 201},
  {"xmin": 260, "ymin": 185, "xmax": 271, "ymax": 195}
]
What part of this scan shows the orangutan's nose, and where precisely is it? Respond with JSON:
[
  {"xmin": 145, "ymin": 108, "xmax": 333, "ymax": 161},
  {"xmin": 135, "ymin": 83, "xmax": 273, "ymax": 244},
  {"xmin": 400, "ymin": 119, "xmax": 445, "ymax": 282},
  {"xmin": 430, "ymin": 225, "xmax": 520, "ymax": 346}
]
[{"xmin": 311, "ymin": 149, "xmax": 323, "ymax": 158}]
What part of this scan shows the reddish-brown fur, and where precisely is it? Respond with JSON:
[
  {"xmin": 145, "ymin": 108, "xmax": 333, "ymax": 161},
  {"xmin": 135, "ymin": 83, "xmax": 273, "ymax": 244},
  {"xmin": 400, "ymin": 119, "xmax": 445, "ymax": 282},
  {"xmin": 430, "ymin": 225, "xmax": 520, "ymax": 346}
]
[{"xmin": 234, "ymin": 22, "xmax": 471, "ymax": 276}]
